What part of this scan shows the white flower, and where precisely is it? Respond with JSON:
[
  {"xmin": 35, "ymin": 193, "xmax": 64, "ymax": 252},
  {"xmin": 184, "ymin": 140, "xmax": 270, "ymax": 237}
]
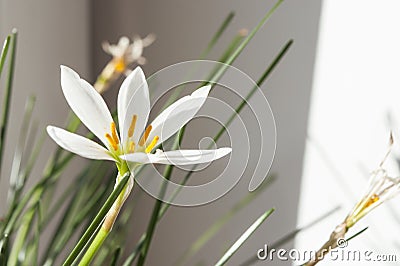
[
  {"xmin": 345, "ymin": 168, "xmax": 400, "ymax": 228},
  {"xmin": 102, "ymin": 34, "xmax": 155, "ymax": 68},
  {"xmin": 95, "ymin": 35, "xmax": 155, "ymax": 93},
  {"xmin": 47, "ymin": 66, "xmax": 231, "ymax": 174},
  {"xmin": 345, "ymin": 135, "xmax": 400, "ymax": 228}
]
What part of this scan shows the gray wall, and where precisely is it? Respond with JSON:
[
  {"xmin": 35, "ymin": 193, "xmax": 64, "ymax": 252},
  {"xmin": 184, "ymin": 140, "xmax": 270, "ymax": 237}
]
[{"xmin": 0, "ymin": 0, "xmax": 321, "ymax": 265}]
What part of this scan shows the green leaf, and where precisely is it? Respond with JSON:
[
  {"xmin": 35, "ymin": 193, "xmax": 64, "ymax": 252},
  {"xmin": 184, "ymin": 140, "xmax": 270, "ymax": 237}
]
[
  {"xmin": 8, "ymin": 201, "xmax": 39, "ymax": 266},
  {"xmin": 110, "ymin": 247, "xmax": 121, "ymax": 266},
  {"xmin": 8, "ymin": 95, "xmax": 36, "ymax": 207},
  {"xmin": 0, "ymin": 35, "xmax": 11, "ymax": 82},
  {"xmin": 136, "ymin": 3, "xmax": 284, "ymax": 264},
  {"xmin": 207, "ymin": 0, "xmax": 284, "ymax": 84},
  {"xmin": 201, "ymin": 11, "xmax": 235, "ymax": 58},
  {"xmin": 41, "ymin": 163, "xmax": 111, "ymax": 265},
  {"xmin": 238, "ymin": 205, "xmax": 341, "ymax": 266},
  {"xmin": 215, "ymin": 208, "xmax": 275, "ymax": 266},
  {"xmin": 162, "ymin": 11, "xmax": 235, "ymax": 109},
  {"xmin": 177, "ymin": 175, "xmax": 276, "ymax": 265},
  {"xmin": 136, "ymin": 128, "xmax": 185, "ymax": 266},
  {"xmin": 346, "ymin": 226, "xmax": 368, "ymax": 243},
  {"xmin": 62, "ymin": 173, "xmax": 130, "ymax": 266},
  {"xmin": 125, "ymin": 38, "xmax": 292, "ymax": 266},
  {"xmin": 0, "ymin": 29, "xmax": 17, "ymax": 178},
  {"xmin": 0, "ymin": 233, "xmax": 9, "ymax": 266}
]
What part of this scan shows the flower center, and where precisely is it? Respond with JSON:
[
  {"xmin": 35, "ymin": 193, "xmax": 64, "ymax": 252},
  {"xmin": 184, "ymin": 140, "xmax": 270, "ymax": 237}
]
[
  {"xmin": 125, "ymin": 114, "xmax": 159, "ymax": 154},
  {"xmin": 105, "ymin": 122, "xmax": 119, "ymax": 151},
  {"xmin": 113, "ymin": 57, "xmax": 126, "ymax": 73},
  {"xmin": 364, "ymin": 194, "xmax": 380, "ymax": 208}
]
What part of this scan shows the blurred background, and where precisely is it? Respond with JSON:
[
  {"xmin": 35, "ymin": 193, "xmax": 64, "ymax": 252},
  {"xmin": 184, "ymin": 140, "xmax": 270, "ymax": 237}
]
[{"xmin": 1, "ymin": 0, "xmax": 399, "ymax": 265}]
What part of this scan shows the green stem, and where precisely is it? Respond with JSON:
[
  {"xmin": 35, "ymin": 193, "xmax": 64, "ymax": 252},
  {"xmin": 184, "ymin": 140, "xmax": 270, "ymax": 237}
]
[
  {"xmin": 136, "ymin": 128, "xmax": 185, "ymax": 266},
  {"xmin": 78, "ymin": 228, "xmax": 108, "ymax": 266},
  {"xmin": 161, "ymin": 11, "xmax": 235, "ymax": 109},
  {"xmin": 0, "ymin": 35, "xmax": 11, "ymax": 82},
  {"xmin": 0, "ymin": 30, "xmax": 17, "ymax": 178},
  {"xmin": 62, "ymin": 174, "xmax": 129, "ymax": 266},
  {"xmin": 208, "ymin": 0, "xmax": 283, "ymax": 84}
]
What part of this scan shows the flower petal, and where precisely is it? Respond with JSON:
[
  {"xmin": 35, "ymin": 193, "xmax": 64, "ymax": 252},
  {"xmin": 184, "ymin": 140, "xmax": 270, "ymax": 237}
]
[
  {"xmin": 122, "ymin": 147, "xmax": 231, "ymax": 165},
  {"xmin": 147, "ymin": 85, "xmax": 211, "ymax": 145},
  {"xmin": 118, "ymin": 67, "xmax": 150, "ymax": 144},
  {"xmin": 47, "ymin": 126, "xmax": 115, "ymax": 161},
  {"xmin": 60, "ymin": 65, "xmax": 114, "ymax": 147}
]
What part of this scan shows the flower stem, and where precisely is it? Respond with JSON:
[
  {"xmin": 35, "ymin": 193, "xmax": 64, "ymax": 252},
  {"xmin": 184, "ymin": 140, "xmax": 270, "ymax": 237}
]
[
  {"xmin": 77, "ymin": 171, "xmax": 131, "ymax": 266},
  {"xmin": 78, "ymin": 228, "xmax": 108, "ymax": 266},
  {"xmin": 303, "ymin": 223, "xmax": 347, "ymax": 266},
  {"xmin": 63, "ymin": 174, "xmax": 130, "ymax": 266}
]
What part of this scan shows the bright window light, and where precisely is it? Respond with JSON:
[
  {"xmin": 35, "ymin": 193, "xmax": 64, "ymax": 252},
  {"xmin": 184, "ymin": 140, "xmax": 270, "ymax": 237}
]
[{"xmin": 296, "ymin": 1, "xmax": 400, "ymax": 265}]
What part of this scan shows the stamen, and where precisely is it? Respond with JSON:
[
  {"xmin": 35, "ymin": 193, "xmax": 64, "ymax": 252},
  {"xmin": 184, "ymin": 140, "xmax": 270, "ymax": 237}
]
[
  {"xmin": 114, "ymin": 58, "xmax": 126, "ymax": 73},
  {"xmin": 365, "ymin": 194, "xmax": 380, "ymax": 208},
  {"xmin": 105, "ymin": 133, "xmax": 118, "ymax": 151},
  {"xmin": 145, "ymin": 136, "xmax": 159, "ymax": 153},
  {"xmin": 128, "ymin": 115, "xmax": 137, "ymax": 138},
  {"xmin": 111, "ymin": 122, "xmax": 119, "ymax": 145},
  {"xmin": 129, "ymin": 141, "xmax": 135, "ymax": 153},
  {"xmin": 139, "ymin": 125, "xmax": 152, "ymax": 146}
]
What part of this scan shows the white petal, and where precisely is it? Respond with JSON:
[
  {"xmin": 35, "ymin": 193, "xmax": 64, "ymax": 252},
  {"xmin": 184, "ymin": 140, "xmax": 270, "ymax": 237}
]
[
  {"xmin": 118, "ymin": 36, "xmax": 130, "ymax": 49},
  {"xmin": 147, "ymin": 85, "xmax": 211, "ymax": 145},
  {"xmin": 118, "ymin": 67, "xmax": 150, "ymax": 144},
  {"xmin": 47, "ymin": 126, "xmax": 115, "ymax": 161},
  {"xmin": 60, "ymin": 65, "xmax": 114, "ymax": 147},
  {"xmin": 122, "ymin": 147, "xmax": 231, "ymax": 165},
  {"xmin": 101, "ymin": 41, "xmax": 112, "ymax": 54}
]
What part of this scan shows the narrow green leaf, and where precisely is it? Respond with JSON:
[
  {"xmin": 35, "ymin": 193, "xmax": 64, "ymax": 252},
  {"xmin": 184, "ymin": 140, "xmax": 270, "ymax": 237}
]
[
  {"xmin": 215, "ymin": 208, "xmax": 275, "ymax": 266},
  {"xmin": 207, "ymin": 0, "xmax": 283, "ymax": 84},
  {"xmin": 0, "ymin": 35, "xmax": 11, "ymax": 81},
  {"xmin": 215, "ymin": 39, "xmax": 293, "ymax": 141},
  {"xmin": 159, "ymin": 40, "xmax": 293, "ymax": 224},
  {"xmin": 110, "ymin": 247, "xmax": 121, "ymax": 266},
  {"xmin": 177, "ymin": 175, "xmax": 276, "ymax": 265},
  {"xmin": 239, "ymin": 205, "xmax": 341, "ymax": 266},
  {"xmin": 8, "ymin": 95, "xmax": 36, "ymax": 205},
  {"xmin": 8, "ymin": 201, "xmax": 38, "ymax": 266},
  {"xmin": 0, "ymin": 233, "xmax": 9, "ymax": 266},
  {"xmin": 42, "ymin": 179, "xmax": 108, "ymax": 265},
  {"xmin": 121, "ymin": 234, "xmax": 145, "ymax": 266},
  {"xmin": 0, "ymin": 29, "xmax": 17, "ymax": 177},
  {"xmin": 346, "ymin": 227, "xmax": 368, "ymax": 243},
  {"xmin": 201, "ymin": 11, "xmax": 235, "ymax": 58},
  {"xmin": 62, "ymin": 173, "xmax": 130, "ymax": 266},
  {"xmin": 126, "ymin": 38, "xmax": 292, "ymax": 266},
  {"xmin": 136, "ymin": 128, "xmax": 185, "ymax": 266},
  {"xmin": 162, "ymin": 11, "xmax": 235, "ymax": 109},
  {"xmin": 136, "ymin": 3, "xmax": 284, "ymax": 264},
  {"xmin": 22, "ymin": 202, "xmax": 42, "ymax": 266}
]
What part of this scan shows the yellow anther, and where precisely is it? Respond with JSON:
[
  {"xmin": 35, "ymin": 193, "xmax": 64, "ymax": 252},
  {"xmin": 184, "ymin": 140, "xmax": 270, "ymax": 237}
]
[
  {"xmin": 105, "ymin": 133, "xmax": 118, "ymax": 151},
  {"xmin": 111, "ymin": 122, "xmax": 119, "ymax": 145},
  {"xmin": 113, "ymin": 58, "xmax": 126, "ymax": 73},
  {"xmin": 129, "ymin": 141, "xmax": 135, "ymax": 153},
  {"xmin": 365, "ymin": 194, "xmax": 380, "ymax": 208},
  {"xmin": 128, "ymin": 115, "xmax": 137, "ymax": 138},
  {"xmin": 139, "ymin": 125, "xmax": 152, "ymax": 146},
  {"xmin": 145, "ymin": 136, "xmax": 159, "ymax": 153}
]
